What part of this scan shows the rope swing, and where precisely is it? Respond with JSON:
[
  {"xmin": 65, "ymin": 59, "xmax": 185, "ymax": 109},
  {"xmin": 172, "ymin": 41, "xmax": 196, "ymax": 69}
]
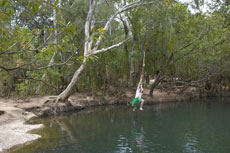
[
  {"xmin": 137, "ymin": 21, "xmax": 150, "ymax": 89},
  {"xmin": 131, "ymin": 20, "xmax": 150, "ymax": 111}
]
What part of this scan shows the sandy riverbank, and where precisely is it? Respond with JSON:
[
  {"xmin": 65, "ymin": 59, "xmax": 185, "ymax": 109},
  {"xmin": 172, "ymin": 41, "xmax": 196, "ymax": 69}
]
[{"xmin": 0, "ymin": 100, "xmax": 43, "ymax": 153}]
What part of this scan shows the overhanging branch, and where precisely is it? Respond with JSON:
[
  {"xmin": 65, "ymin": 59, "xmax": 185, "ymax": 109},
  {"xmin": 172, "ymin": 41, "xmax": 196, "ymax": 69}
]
[
  {"xmin": 93, "ymin": 0, "xmax": 156, "ymax": 51},
  {"xmin": 15, "ymin": 77, "xmax": 57, "ymax": 89},
  {"xmin": 0, "ymin": 52, "xmax": 75, "ymax": 72},
  {"xmin": 90, "ymin": 37, "xmax": 131, "ymax": 56}
]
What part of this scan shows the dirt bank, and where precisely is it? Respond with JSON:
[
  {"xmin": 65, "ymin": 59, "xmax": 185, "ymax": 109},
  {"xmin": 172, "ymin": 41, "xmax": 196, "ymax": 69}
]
[
  {"xmin": 0, "ymin": 88, "xmax": 199, "ymax": 152},
  {"xmin": 12, "ymin": 88, "xmax": 200, "ymax": 117},
  {"xmin": 0, "ymin": 100, "xmax": 43, "ymax": 153}
]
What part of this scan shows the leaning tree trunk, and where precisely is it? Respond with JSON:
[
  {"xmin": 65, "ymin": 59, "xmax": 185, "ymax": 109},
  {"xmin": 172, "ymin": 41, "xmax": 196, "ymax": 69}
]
[
  {"xmin": 56, "ymin": 0, "xmax": 97, "ymax": 102},
  {"xmin": 149, "ymin": 50, "xmax": 174, "ymax": 96},
  {"xmin": 56, "ymin": 64, "xmax": 86, "ymax": 102},
  {"xmin": 149, "ymin": 73, "xmax": 162, "ymax": 96},
  {"xmin": 55, "ymin": 0, "xmax": 155, "ymax": 102}
]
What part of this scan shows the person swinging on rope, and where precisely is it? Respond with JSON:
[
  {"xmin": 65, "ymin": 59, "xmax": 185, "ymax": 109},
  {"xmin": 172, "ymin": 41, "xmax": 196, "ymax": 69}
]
[
  {"xmin": 132, "ymin": 80, "xmax": 144, "ymax": 111},
  {"xmin": 131, "ymin": 19, "xmax": 150, "ymax": 112}
]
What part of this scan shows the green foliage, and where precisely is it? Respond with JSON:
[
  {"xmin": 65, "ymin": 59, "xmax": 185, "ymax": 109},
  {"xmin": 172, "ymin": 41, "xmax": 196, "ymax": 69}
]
[{"xmin": 0, "ymin": 0, "xmax": 229, "ymax": 97}]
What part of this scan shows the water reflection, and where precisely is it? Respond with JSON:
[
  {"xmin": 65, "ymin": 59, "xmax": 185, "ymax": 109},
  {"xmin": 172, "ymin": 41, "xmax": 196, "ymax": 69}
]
[
  {"xmin": 55, "ymin": 118, "xmax": 76, "ymax": 141},
  {"xmin": 115, "ymin": 114, "xmax": 147, "ymax": 153},
  {"xmin": 11, "ymin": 99, "xmax": 230, "ymax": 153},
  {"xmin": 183, "ymin": 132, "xmax": 199, "ymax": 153},
  {"xmin": 116, "ymin": 135, "xmax": 132, "ymax": 153},
  {"xmin": 132, "ymin": 119, "xmax": 145, "ymax": 152}
]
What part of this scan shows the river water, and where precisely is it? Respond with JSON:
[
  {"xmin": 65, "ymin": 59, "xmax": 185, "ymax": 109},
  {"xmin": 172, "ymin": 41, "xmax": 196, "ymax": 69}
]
[{"xmin": 12, "ymin": 98, "xmax": 230, "ymax": 153}]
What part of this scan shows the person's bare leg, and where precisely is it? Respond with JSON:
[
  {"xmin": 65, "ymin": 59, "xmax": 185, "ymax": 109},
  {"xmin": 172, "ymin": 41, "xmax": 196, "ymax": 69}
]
[
  {"xmin": 133, "ymin": 106, "xmax": 136, "ymax": 112},
  {"xmin": 140, "ymin": 99, "xmax": 144, "ymax": 110}
]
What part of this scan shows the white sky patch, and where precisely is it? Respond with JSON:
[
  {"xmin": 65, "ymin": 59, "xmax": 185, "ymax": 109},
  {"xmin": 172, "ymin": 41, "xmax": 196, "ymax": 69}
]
[{"xmin": 176, "ymin": 0, "xmax": 223, "ymax": 14}]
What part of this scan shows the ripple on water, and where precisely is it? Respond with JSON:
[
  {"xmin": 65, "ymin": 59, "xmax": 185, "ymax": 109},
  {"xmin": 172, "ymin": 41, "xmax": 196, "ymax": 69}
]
[{"xmin": 10, "ymin": 99, "xmax": 230, "ymax": 153}]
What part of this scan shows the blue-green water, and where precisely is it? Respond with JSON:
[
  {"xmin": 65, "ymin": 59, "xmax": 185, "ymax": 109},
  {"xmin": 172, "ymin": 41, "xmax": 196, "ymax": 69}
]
[{"xmin": 12, "ymin": 98, "xmax": 230, "ymax": 153}]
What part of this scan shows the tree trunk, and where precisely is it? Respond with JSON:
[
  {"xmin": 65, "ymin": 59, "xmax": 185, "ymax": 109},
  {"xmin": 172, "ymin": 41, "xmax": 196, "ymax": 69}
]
[
  {"xmin": 35, "ymin": 0, "xmax": 57, "ymax": 94},
  {"xmin": 149, "ymin": 72, "xmax": 161, "ymax": 96},
  {"xmin": 56, "ymin": 64, "xmax": 86, "ymax": 102},
  {"xmin": 119, "ymin": 10, "xmax": 134, "ymax": 87},
  {"xmin": 35, "ymin": 54, "xmax": 56, "ymax": 94},
  {"xmin": 55, "ymin": 0, "xmax": 153, "ymax": 102}
]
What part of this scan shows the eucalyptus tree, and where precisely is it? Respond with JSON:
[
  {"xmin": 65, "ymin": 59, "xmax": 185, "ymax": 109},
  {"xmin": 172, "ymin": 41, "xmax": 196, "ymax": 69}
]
[
  {"xmin": 1, "ymin": 0, "xmax": 229, "ymax": 98},
  {"xmin": 56, "ymin": 0, "xmax": 157, "ymax": 102}
]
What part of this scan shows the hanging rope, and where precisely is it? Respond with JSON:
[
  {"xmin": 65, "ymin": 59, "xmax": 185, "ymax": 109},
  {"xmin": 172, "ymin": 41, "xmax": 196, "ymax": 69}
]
[{"xmin": 137, "ymin": 20, "xmax": 150, "ymax": 88}]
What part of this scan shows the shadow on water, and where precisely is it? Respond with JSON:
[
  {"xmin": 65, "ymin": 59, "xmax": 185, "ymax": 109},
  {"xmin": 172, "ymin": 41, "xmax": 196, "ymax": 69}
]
[{"xmin": 11, "ymin": 98, "xmax": 230, "ymax": 153}]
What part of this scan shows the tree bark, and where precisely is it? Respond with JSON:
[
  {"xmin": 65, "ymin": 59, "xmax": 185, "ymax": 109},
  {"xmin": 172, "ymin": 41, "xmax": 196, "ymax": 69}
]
[
  {"xmin": 35, "ymin": 0, "xmax": 57, "ymax": 94},
  {"xmin": 120, "ymin": 10, "xmax": 136, "ymax": 87},
  {"xmin": 149, "ymin": 71, "xmax": 162, "ymax": 96},
  {"xmin": 56, "ymin": 64, "xmax": 86, "ymax": 102},
  {"xmin": 56, "ymin": 0, "xmax": 155, "ymax": 102}
]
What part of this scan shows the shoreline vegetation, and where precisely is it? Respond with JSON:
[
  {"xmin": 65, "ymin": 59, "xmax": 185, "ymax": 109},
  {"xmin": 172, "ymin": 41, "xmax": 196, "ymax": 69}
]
[
  {"xmin": 0, "ymin": 87, "xmax": 229, "ymax": 153},
  {"xmin": 0, "ymin": 0, "xmax": 229, "ymax": 152}
]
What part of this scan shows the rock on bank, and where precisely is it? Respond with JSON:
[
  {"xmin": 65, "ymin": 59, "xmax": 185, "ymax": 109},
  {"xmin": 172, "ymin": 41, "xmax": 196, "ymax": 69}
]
[{"xmin": 0, "ymin": 100, "xmax": 43, "ymax": 153}]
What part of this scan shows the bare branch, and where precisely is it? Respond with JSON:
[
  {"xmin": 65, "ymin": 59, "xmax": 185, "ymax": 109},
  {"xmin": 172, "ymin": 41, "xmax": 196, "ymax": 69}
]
[
  {"xmin": 27, "ymin": 52, "xmax": 76, "ymax": 71},
  {"xmin": 174, "ymin": 63, "xmax": 230, "ymax": 90},
  {"xmin": 29, "ymin": 33, "xmax": 53, "ymax": 51},
  {"xmin": 0, "ymin": 34, "xmax": 53, "ymax": 55},
  {"xmin": 93, "ymin": 0, "xmax": 156, "ymax": 51},
  {"xmin": 104, "ymin": 0, "xmax": 110, "ymax": 6},
  {"xmin": 0, "ymin": 51, "xmax": 75, "ymax": 72},
  {"xmin": 0, "ymin": 38, "xmax": 34, "ymax": 55},
  {"xmin": 15, "ymin": 77, "xmax": 57, "ymax": 90},
  {"xmin": 171, "ymin": 36, "xmax": 227, "ymax": 66},
  {"xmin": 90, "ymin": 37, "xmax": 131, "ymax": 55},
  {"xmin": 6, "ymin": 43, "xmax": 17, "ymax": 51},
  {"xmin": 0, "ymin": 62, "xmax": 33, "ymax": 71}
]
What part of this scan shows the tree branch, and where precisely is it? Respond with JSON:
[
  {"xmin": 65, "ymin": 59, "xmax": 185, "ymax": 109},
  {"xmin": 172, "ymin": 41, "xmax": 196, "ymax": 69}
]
[
  {"xmin": 93, "ymin": 0, "xmax": 156, "ymax": 51},
  {"xmin": 27, "ymin": 52, "xmax": 76, "ymax": 71},
  {"xmin": 0, "ymin": 62, "xmax": 33, "ymax": 71},
  {"xmin": 15, "ymin": 77, "xmax": 57, "ymax": 90},
  {"xmin": 0, "ymin": 34, "xmax": 53, "ymax": 55},
  {"xmin": 90, "ymin": 37, "xmax": 131, "ymax": 55},
  {"xmin": 0, "ymin": 51, "xmax": 75, "ymax": 72}
]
